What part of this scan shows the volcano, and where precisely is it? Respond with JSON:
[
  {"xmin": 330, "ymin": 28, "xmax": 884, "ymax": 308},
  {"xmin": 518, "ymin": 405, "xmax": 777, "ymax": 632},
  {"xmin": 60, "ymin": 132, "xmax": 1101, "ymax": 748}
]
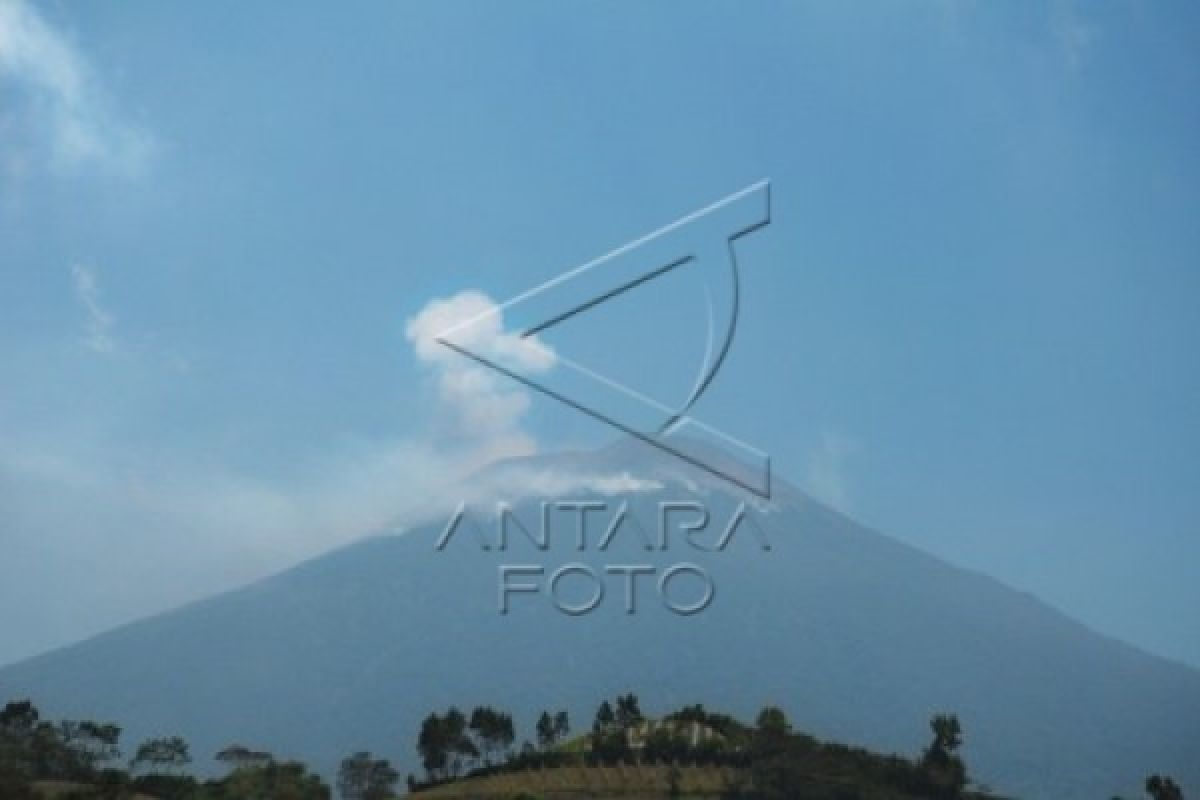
[{"xmin": 2, "ymin": 440, "xmax": 1196, "ymax": 799}]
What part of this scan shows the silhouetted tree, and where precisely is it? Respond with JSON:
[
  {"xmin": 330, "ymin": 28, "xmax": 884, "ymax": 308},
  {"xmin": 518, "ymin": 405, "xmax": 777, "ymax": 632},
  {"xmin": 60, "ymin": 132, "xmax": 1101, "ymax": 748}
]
[
  {"xmin": 469, "ymin": 706, "xmax": 515, "ymax": 765},
  {"xmin": 58, "ymin": 720, "xmax": 121, "ymax": 777},
  {"xmin": 930, "ymin": 714, "xmax": 962, "ymax": 754},
  {"xmin": 0, "ymin": 701, "xmax": 39, "ymax": 734},
  {"xmin": 218, "ymin": 759, "xmax": 329, "ymax": 799},
  {"xmin": 130, "ymin": 736, "xmax": 190, "ymax": 775},
  {"xmin": 590, "ymin": 728, "xmax": 631, "ymax": 766},
  {"xmin": 644, "ymin": 726, "xmax": 689, "ymax": 764},
  {"xmin": 1146, "ymin": 774, "xmax": 1185, "ymax": 800},
  {"xmin": 215, "ymin": 743, "xmax": 273, "ymax": 772},
  {"xmin": 616, "ymin": 693, "xmax": 644, "ymax": 729},
  {"xmin": 755, "ymin": 707, "xmax": 790, "ymax": 738},
  {"xmin": 127, "ymin": 736, "xmax": 194, "ymax": 800},
  {"xmin": 554, "ymin": 710, "xmax": 569, "ymax": 741},
  {"xmin": 534, "ymin": 709, "xmax": 569, "ymax": 750},
  {"xmin": 920, "ymin": 713, "xmax": 967, "ymax": 799},
  {"xmin": 750, "ymin": 706, "xmax": 791, "ymax": 760},
  {"xmin": 0, "ymin": 701, "xmax": 39, "ymax": 798},
  {"xmin": 593, "ymin": 700, "xmax": 615, "ymax": 734},
  {"xmin": 418, "ymin": 713, "xmax": 450, "ymax": 780},
  {"xmin": 536, "ymin": 711, "xmax": 555, "ymax": 749},
  {"xmin": 418, "ymin": 708, "xmax": 477, "ymax": 780},
  {"xmin": 445, "ymin": 708, "xmax": 478, "ymax": 776},
  {"xmin": 337, "ymin": 751, "xmax": 398, "ymax": 800}
]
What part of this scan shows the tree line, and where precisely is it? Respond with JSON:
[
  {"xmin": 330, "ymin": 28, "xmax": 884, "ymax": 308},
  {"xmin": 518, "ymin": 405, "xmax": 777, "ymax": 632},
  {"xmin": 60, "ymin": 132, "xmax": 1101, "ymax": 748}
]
[
  {"xmin": 0, "ymin": 693, "xmax": 1187, "ymax": 800},
  {"xmin": 0, "ymin": 698, "xmax": 327, "ymax": 800},
  {"xmin": 407, "ymin": 694, "xmax": 975, "ymax": 797}
]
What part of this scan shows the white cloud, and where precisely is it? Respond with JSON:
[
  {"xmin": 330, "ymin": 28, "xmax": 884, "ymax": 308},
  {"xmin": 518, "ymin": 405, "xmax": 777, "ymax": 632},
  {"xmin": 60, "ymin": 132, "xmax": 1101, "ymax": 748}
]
[
  {"xmin": 473, "ymin": 466, "xmax": 663, "ymax": 500},
  {"xmin": 406, "ymin": 290, "xmax": 556, "ymax": 449},
  {"xmin": 71, "ymin": 263, "xmax": 116, "ymax": 353},
  {"xmin": 0, "ymin": 0, "xmax": 152, "ymax": 176}
]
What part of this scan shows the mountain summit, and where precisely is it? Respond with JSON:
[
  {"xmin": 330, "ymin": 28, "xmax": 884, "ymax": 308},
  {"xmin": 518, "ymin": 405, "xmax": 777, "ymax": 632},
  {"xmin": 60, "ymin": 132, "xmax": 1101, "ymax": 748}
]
[{"xmin": 1, "ymin": 442, "xmax": 1196, "ymax": 799}]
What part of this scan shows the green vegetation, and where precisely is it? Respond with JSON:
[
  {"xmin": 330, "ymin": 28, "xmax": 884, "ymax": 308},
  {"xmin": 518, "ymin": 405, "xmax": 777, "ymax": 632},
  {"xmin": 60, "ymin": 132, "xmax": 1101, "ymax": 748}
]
[
  {"xmin": 533, "ymin": 710, "xmax": 568, "ymax": 752},
  {"xmin": 0, "ymin": 693, "xmax": 1187, "ymax": 799},
  {"xmin": 337, "ymin": 752, "xmax": 398, "ymax": 800},
  {"xmin": 0, "ymin": 698, "xmax": 329, "ymax": 799},
  {"xmin": 410, "ymin": 695, "xmax": 987, "ymax": 798}
]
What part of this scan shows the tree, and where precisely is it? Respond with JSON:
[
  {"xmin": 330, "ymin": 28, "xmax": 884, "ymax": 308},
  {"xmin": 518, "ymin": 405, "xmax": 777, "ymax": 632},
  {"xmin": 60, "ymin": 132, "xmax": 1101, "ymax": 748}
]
[
  {"xmin": 58, "ymin": 720, "xmax": 121, "ymax": 777},
  {"xmin": 920, "ymin": 714, "xmax": 967, "ymax": 799},
  {"xmin": 643, "ymin": 727, "xmax": 689, "ymax": 765},
  {"xmin": 536, "ymin": 711, "xmax": 555, "ymax": 749},
  {"xmin": 215, "ymin": 743, "xmax": 273, "ymax": 772},
  {"xmin": 0, "ymin": 700, "xmax": 40, "ymax": 798},
  {"xmin": 495, "ymin": 712, "xmax": 515, "ymax": 760},
  {"xmin": 468, "ymin": 706, "xmax": 489, "ymax": 761},
  {"xmin": 468, "ymin": 706, "xmax": 515, "ymax": 766},
  {"xmin": 0, "ymin": 701, "xmax": 79, "ymax": 784},
  {"xmin": 130, "ymin": 736, "xmax": 190, "ymax": 775},
  {"xmin": 417, "ymin": 713, "xmax": 449, "ymax": 780},
  {"xmin": 591, "ymin": 699, "xmax": 631, "ymax": 764},
  {"xmin": 593, "ymin": 700, "xmax": 615, "ymax": 734},
  {"xmin": 0, "ymin": 704, "xmax": 124, "ymax": 785},
  {"xmin": 615, "ymin": 693, "xmax": 644, "ymax": 729},
  {"xmin": 751, "ymin": 707, "xmax": 791, "ymax": 762},
  {"xmin": 219, "ymin": 759, "xmax": 330, "ymax": 800},
  {"xmin": 553, "ymin": 710, "xmax": 569, "ymax": 741},
  {"xmin": 590, "ymin": 727, "xmax": 631, "ymax": 766},
  {"xmin": 444, "ymin": 708, "xmax": 477, "ymax": 776},
  {"xmin": 929, "ymin": 714, "xmax": 962, "ymax": 754},
  {"xmin": 129, "ymin": 737, "xmax": 194, "ymax": 800},
  {"xmin": 533, "ymin": 709, "xmax": 569, "ymax": 751},
  {"xmin": 1146, "ymin": 775, "xmax": 1184, "ymax": 800},
  {"xmin": 755, "ymin": 707, "xmax": 790, "ymax": 739},
  {"xmin": 28, "ymin": 721, "xmax": 67, "ymax": 779},
  {"xmin": 337, "ymin": 751, "xmax": 398, "ymax": 800},
  {"xmin": 0, "ymin": 701, "xmax": 39, "ymax": 734},
  {"xmin": 692, "ymin": 735, "xmax": 724, "ymax": 766},
  {"xmin": 418, "ymin": 709, "xmax": 478, "ymax": 780}
]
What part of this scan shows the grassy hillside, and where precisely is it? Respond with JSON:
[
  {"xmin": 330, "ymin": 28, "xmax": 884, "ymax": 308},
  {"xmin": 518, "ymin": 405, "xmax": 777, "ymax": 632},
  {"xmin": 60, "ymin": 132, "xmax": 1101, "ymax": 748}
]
[
  {"xmin": 412, "ymin": 764, "xmax": 1007, "ymax": 800},
  {"xmin": 406, "ymin": 698, "xmax": 1008, "ymax": 800},
  {"xmin": 416, "ymin": 764, "xmax": 737, "ymax": 798}
]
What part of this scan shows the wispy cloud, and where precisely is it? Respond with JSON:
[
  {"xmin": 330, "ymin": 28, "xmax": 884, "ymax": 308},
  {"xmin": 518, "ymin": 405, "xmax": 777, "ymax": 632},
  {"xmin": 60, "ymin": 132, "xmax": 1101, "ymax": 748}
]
[
  {"xmin": 0, "ymin": 0, "xmax": 153, "ymax": 177},
  {"xmin": 71, "ymin": 263, "xmax": 116, "ymax": 354},
  {"xmin": 802, "ymin": 430, "xmax": 857, "ymax": 513},
  {"xmin": 0, "ymin": 285, "xmax": 668, "ymax": 664}
]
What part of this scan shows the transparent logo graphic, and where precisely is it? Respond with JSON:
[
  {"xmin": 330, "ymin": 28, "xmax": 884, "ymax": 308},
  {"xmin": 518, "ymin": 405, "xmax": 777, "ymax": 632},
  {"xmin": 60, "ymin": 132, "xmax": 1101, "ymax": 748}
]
[{"xmin": 437, "ymin": 181, "xmax": 773, "ymax": 497}]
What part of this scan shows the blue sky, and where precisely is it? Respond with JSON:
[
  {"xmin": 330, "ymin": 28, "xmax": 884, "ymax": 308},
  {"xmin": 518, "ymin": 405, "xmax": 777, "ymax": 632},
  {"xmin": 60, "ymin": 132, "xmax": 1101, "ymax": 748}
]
[{"xmin": 1, "ymin": 2, "xmax": 1197, "ymax": 668}]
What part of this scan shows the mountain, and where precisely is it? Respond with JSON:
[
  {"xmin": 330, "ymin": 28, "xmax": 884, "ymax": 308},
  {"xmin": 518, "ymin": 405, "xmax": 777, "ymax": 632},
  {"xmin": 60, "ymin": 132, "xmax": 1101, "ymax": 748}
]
[{"xmin": 1, "ymin": 440, "xmax": 1197, "ymax": 799}]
